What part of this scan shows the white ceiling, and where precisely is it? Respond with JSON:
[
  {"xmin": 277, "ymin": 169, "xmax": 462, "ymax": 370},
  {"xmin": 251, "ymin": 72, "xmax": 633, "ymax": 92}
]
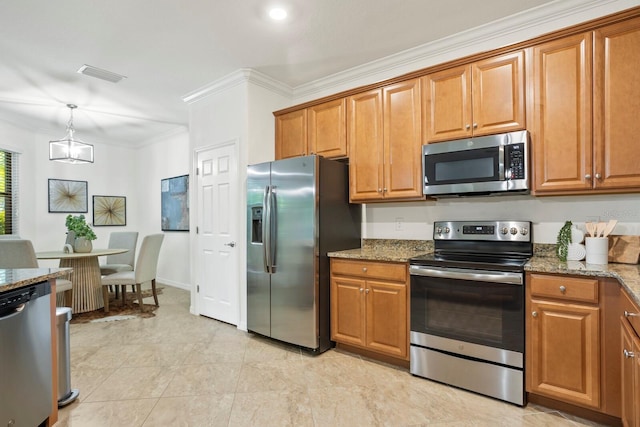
[{"xmin": 0, "ymin": 0, "xmax": 566, "ymax": 147}]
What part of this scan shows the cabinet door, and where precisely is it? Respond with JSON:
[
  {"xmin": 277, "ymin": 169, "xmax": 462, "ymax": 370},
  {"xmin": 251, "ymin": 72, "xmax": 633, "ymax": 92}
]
[
  {"xmin": 275, "ymin": 110, "xmax": 307, "ymax": 160},
  {"xmin": 530, "ymin": 33, "xmax": 593, "ymax": 194},
  {"xmin": 621, "ymin": 319, "xmax": 638, "ymax": 427},
  {"xmin": 331, "ymin": 276, "xmax": 366, "ymax": 347},
  {"xmin": 348, "ymin": 89, "xmax": 384, "ymax": 202},
  {"xmin": 423, "ymin": 65, "xmax": 472, "ymax": 142},
  {"xmin": 382, "ymin": 79, "xmax": 424, "ymax": 200},
  {"xmin": 472, "ymin": 51, "xmax": 525, "ymax": 136},
  {"xmin": 528, "ymin": 299, "xmax": 600, "ymax": 409},
  {"xmin": 594, "ymin": 17, "xmax": 640, "ymax": 190},
  {"xmin": 365, "ymin": 280, "xmax": 408, "ymax": 359},
  {"xmin": 308, "ymin": 98, "xmax": 347, "ymax": 158}
]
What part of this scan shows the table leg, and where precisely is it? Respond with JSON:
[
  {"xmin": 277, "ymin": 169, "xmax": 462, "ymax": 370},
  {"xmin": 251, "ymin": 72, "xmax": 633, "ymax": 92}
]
[{"xmin": 59, "ymin": 256, "xmax": 104, "ymax": 313}]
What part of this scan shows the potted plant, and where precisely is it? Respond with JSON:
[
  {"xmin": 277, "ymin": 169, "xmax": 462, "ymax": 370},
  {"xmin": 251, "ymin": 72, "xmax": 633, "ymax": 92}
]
[{"xmin": 65, "ymin": 214, "xmax": 97, "ymax": 253}]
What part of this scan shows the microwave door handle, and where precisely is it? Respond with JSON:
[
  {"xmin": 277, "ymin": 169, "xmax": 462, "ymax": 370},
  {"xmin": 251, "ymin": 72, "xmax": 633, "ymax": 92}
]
[{"xmin": 498, "ymin": 145, "xmax": 505, "ymax": 180}]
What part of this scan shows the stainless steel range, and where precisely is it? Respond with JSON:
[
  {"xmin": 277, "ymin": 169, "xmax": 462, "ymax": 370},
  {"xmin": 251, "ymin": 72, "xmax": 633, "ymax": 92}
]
[{"xmin": 409, "ymin": 220, "xmax": 532, "ymax": 406}]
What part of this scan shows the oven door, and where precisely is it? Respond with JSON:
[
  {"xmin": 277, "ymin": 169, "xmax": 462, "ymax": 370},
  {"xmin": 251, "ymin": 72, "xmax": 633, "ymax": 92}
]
[{"xmin": 410, "ymin": 265, "xmax": 524, "ymax": 365}]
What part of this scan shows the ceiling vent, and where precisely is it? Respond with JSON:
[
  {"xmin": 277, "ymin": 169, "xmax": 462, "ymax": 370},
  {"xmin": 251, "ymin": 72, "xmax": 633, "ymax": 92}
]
[{"xmin": 77, "ymin": 64, "xmax": 127, "ymax": 83}]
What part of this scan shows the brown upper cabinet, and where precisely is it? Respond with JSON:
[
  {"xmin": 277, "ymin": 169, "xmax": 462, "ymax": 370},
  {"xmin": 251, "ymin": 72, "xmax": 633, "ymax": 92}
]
[
  {"xmin": 531, "ymin": 16, "xmax": 640, "ymax": 195},
  {"xmin": 422, "ymin": 50, "xmax": 526, "ymax": 143},
  {"xmin": 275, "ymin": 98, "xmax": 347, "ymax": 160},
  {"xmin": 347, "ymin": 78, "xmax": 424, "ymax": 202}
]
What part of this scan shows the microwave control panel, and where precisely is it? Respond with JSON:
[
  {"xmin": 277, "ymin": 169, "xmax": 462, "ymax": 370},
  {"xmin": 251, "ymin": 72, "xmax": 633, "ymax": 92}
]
[{"xmin": 506, "ymin": 143, "xmax": 525, "ymax": 180}]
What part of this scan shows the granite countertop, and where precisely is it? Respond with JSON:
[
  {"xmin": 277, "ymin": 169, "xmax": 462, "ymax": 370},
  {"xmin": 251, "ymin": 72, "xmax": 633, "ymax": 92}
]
[
  {"xmin": 0, "ymin": 268, "xmax": 72, "ymax": 293},
  {"xmin": 328, "ymin": 239, "xmax": 433, "ymax": 263},
  {"xmin": 329, "ymin": 239, "xmax": 640, "ymax": 306}
]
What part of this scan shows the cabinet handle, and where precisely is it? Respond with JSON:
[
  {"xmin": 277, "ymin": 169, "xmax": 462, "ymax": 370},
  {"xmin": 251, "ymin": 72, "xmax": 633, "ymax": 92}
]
[
  {"xmin": 532, "ymin": 311, "xmax": 538, "ymax": 317},
  {"xmin": 362, "ymin": 267, "xmax": 367, "ymax": 272},
  {"xmin": 359, "ymin": 288, "xmax": 364, "ymax": 293},
  {"xmin": 559, "ymin": 285, "xmax": 566, "ymax": 294},
  {"xmin": 473, "ymin": 123, "xmax": 478, "ymax": 129},
  {"xmin": 585, "ymin": 174, "xmax": 591, "ymax": 180},
  {"xmin": 624, "ymin": 311, "xmax": 640, "ymax": 318},
  {"xmin": 378, "ymin": 188, "xmax": 382, "ymax": 193},
  {"xmin": 383, "ymin": 187, "xmax": 387, "ymax": 193},
  {"xmin": 595, "ymin": 173, "xmax": 602, "ymax": 180},
  {"xmin": 365, "ymin": 289, "xmax": 370, "ymax": 294},
  {"xmin": 465, "ymin": 124, "xmax": 471, "ymax": 130},
  {"xmin": 624, "ymin": 349, "xmax": 635, "ymax": 359}
]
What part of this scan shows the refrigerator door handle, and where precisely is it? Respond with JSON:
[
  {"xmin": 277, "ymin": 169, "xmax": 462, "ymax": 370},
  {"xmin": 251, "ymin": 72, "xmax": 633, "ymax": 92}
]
[
  {"xmin": 262, "ymin": 186, "xmax": 271, "ymax": 273},
  {"xmin": 269, "ymin": 187, "xmax": 277, "ymax": 273}
]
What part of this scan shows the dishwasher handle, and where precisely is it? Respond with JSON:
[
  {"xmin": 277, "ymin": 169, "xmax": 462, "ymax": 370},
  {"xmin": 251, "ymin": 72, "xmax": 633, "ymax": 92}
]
[{"xmin": 0, "ymin": 303, "xmax": 26, "ymax": 320}]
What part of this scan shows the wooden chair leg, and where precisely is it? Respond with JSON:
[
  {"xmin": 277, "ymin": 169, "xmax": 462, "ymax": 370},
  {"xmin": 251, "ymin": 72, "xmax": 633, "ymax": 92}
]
[
  {"xmin": 102, "ymin": 287, "xmax": 110, "ymax": 313},
  {"xmin": 136, "ymin": 283, "xmax": 144, "ymax": 312},
  {"xmin": 121, "ymin": 285, "xmax": 127, "ymax": 307},
  {"xmin": 151, "ymin": 279, "xmax": 159, "ymax": 306},
  {"xmin": 64, "ymin": 289, "xmax": 73, "ymax": 307}
]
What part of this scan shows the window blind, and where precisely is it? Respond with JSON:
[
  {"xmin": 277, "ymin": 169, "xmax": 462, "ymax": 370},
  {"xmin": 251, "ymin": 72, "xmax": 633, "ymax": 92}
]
[{"xmin": 0, "ymin": 149, "xmax": 18, "ymax": 236}]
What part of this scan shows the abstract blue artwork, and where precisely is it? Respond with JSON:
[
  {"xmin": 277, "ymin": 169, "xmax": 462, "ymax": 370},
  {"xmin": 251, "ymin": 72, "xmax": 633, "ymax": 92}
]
[{"xmin": 161, "ymin": 175, "xmax": 189, "ymax": 231}]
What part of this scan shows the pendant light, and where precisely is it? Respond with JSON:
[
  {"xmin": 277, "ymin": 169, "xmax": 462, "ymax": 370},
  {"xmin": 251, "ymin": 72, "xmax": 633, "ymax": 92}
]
[{"xmin": 49, "ymin": 104, "xmax": 94, "ymax": 164}]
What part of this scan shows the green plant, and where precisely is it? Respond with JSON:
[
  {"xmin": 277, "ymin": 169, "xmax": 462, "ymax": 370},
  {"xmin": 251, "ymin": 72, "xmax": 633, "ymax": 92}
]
[
  {"xmin": 556, "ymin": 220, "xmax": 573, "ymax": 261},
  {"xmin": 65, "ymin": 214, "xmax": 97, "ymax": 241}
]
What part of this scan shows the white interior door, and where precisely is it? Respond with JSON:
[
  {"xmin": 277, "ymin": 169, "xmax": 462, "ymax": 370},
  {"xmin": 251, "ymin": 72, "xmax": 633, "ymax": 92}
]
[{"xmin": 196, "ymin": 142, "xmax": 239, "ymax": 324}]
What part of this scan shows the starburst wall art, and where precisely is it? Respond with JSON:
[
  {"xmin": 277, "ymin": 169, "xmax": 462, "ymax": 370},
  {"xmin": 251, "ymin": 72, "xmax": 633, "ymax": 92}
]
[
  {"xmin": 48, "ymin": 179, "xmax": 88, "ymax": 213},
  {"xmin": 92, "ymin": 195, "xmax": 126, "ymax": 226}
]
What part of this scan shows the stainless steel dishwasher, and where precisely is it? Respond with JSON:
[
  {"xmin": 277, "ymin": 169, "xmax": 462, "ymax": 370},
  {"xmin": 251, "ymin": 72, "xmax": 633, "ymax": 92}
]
[{"xmin": 0, "ymin": 281, "xmax": 53, "ymax": 427}]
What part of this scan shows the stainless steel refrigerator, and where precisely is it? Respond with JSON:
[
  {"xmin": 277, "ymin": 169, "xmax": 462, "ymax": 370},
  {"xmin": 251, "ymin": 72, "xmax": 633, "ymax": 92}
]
[{"xmin": 247, "ymin": 155, "xmax": 361, "ymax": 353}]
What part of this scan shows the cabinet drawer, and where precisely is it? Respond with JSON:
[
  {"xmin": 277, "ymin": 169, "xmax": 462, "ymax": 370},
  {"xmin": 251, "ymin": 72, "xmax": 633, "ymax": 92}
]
[
  {"xmin": 530, "ymin": 274, "xmax": 598, "ymax": 303},
  {"xmin": 331, "ymin": 259, "xmax": 407, "ymax": 282},
  {"xmin": 621, "ymin": 287, "xmax": 640, "ymax": 337}
]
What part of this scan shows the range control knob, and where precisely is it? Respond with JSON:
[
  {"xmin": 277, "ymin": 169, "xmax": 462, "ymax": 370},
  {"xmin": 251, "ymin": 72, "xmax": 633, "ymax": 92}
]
[
  {"xmin": 500, "ymin": 227, "xmax": 509, "ymax": 235},
  {"xmin": 436, "ymin": 226, "xmax": 443, "ymax": 234},
  {"xmin": 510, "ymin": 227, "xmax": 518, "ymax": 235},
  {"xmin": 444, "ymin": 227, "xmax": 450, "ymax": 234},
  {"xmin": 521, "ymin": 227, "xmax": 529, "ymax": 236}
]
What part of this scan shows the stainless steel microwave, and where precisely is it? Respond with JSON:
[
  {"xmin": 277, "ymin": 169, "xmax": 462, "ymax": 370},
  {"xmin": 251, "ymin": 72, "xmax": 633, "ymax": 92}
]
[{"xmin": 422, "ymin": 130, "xmax": 530, "ymax": 197}]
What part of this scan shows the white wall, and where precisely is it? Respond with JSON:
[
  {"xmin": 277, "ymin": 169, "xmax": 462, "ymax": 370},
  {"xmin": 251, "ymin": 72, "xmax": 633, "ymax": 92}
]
[
  {"xmin": 135, "ymin": 129, "xmax": 191, "ymax": 288},
  {"xmin": 0, "ymin": 119, "xmax": 192, "ymax": 289},
  {"xmin": 363, "ymin": 194, "xmax": 640, "ymax": 243}
]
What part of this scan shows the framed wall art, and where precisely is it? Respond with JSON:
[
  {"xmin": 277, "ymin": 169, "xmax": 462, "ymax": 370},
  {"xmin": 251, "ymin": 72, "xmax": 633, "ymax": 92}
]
[
  {"xmin": 93, "ymin": 195, "xmax": 126, "ymax": 226},
  {"xmin": 48, "ymin": 179, "xmax": 88, "ymax": 213},
  {"xmin": 161, "ymin": 174, "xmax": 189, "ymax": 231}
]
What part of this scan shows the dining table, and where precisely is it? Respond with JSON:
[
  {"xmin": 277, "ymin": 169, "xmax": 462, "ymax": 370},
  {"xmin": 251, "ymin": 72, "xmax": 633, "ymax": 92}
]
[{"xmin": 36, "ymin": 248, "xmax": 128, "ymax": 313}]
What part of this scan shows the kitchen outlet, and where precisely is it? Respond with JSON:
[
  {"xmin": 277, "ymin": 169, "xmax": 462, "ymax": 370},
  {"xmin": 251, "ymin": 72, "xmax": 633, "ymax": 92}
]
[{"xmin": 395, "ymin": 217, "xmax": 404, "ymax": 231}]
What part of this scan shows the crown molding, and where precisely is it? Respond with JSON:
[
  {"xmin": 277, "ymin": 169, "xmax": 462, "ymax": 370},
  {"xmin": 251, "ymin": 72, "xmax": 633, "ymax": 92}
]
[
  {"xmin": 292, "ymin": 0, "xmax": 638, "ymax": 101},
  {"xmin": 182, "ymin": 68, "xmax": 293, "ymax": 104}
]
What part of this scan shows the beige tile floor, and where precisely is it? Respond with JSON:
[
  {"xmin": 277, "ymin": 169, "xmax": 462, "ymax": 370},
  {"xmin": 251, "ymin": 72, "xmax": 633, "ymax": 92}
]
[{"xmin": 55, "ymin": 286, "xmax": 609, "ymax": 427}]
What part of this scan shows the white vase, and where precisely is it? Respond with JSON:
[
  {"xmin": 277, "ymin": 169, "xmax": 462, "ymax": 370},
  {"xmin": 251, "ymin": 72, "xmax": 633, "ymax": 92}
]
[{"xmin": 74, "ymin": 237, "xmax": 93, "ymax": 253}]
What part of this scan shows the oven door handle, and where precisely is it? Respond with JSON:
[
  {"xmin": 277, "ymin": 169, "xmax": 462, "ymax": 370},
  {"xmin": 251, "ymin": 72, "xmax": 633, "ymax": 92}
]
[{"xmin": 409, "ymin": 265, "xmax": 523, "ymax": 285}]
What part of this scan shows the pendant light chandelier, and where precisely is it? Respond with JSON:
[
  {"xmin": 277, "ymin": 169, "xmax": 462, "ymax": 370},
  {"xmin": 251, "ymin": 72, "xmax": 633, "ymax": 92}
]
[{"xmin": 49, "ymin": 104, "xmax": 94, "ymax": 164}]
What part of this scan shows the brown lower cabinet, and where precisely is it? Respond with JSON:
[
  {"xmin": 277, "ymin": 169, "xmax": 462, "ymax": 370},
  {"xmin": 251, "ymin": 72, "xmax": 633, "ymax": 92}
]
[
  {"xmin": 526, "ymin": 273, "xmax": 622, "ymax": 423},
  {"xmin": 621, "ymin": 288, "xmax": 640, "ymax": 427},
  {"xmin": 330, "ymin": 258, "xmax": 409, "ymax": 362}
]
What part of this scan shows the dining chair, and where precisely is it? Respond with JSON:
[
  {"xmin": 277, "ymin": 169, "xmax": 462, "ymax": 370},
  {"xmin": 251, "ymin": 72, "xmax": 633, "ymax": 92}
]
[
  {"xmin": 100, "ymin": 231, "xmax": 139, "ymax": 275},
  {"xmin": 0, "ymin": 239, "xmax": 73, "ymax": 306},
  {"xmin": 101, "ymin": 233, "xmax": 164, "ymax": 312}
]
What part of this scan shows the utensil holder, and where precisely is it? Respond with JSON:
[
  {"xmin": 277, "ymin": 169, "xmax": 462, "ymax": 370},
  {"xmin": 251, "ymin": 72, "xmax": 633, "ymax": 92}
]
[{"xmin": 585, "ymin": 237, "xmax": 609, "ymax": 265}]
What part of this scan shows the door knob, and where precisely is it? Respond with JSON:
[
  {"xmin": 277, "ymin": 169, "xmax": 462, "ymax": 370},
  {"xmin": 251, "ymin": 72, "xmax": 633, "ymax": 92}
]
[{"xmin": 224, "ymin": 242, "xmax": 236, "ymax": 247}]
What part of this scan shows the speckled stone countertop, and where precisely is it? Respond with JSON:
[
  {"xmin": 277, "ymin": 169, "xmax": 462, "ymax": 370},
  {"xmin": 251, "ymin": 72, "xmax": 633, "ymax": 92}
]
[
  {"xmin": 0, "ymin": 268, "xmax": 72, "ymax": 293},
  {"xmin": 329, "ymin": 240, "xmax": 640, "ymax": 306},
  {"xmin": 328, "ymin": 239, "xmax": 433, "ymax": 262}
]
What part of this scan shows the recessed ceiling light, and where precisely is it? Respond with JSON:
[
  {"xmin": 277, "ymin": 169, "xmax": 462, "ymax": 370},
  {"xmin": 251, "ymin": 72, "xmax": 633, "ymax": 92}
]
[{"xmin": 269, "ymin": 7, "xmax": 287, "ymax": 20}]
